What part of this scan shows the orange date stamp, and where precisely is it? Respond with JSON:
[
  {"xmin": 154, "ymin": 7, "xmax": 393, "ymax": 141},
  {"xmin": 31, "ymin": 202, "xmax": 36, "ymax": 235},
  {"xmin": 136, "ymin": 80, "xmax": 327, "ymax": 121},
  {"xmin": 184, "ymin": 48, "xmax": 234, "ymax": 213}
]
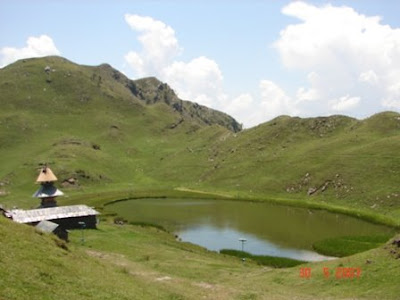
[{"xmin": 299, "ymin": 267, "xmax": 361, "ymax": 279}]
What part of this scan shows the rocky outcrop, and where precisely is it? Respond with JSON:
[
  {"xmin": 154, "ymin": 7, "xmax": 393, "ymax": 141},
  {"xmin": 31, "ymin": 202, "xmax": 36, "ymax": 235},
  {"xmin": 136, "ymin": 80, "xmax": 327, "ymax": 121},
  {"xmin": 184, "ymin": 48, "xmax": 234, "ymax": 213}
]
[
  {"xmin": 130, "ymin": 77, "xmax": 242, "ymax": 132},
  {"xmin": 96, "ymin": 64, "xmax": 242, "ymax": 132}
]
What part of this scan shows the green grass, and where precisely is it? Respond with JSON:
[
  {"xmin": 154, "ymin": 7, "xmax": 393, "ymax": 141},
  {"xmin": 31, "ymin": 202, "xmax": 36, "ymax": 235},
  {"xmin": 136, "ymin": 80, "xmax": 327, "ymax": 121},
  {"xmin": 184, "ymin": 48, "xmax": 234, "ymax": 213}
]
[
  {"xmin": 0, "ymin": 217, "xmax": 178, "ymax": 299},
  {"xmin": 1, "ymin": 56, "xmax": 400, "ymax": 221},
  {"xmin": 220, "ymin": 249, "xmax": 306, "ymax": 268},
  {"xmin": 1, "ymin": 56, "xmax": 400, "ymax": 299},
  {"xmin": 2, "ymin": 216, "xmax": 400, "ymax": 299},
  {"xmin": 312, "ymin": 234, "xmax": 393, "ymax": 257},
  {"xmin": 128, "ymin": 221, "xmax": 169, "ymax": 232}
]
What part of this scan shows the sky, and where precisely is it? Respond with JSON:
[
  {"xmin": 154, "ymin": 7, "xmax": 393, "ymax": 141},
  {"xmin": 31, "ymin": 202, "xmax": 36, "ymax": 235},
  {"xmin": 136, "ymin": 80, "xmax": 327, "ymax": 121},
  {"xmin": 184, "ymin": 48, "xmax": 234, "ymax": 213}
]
[{"xmin": 1, "ymin": 1, "xmax": 400, "ymax": 128}]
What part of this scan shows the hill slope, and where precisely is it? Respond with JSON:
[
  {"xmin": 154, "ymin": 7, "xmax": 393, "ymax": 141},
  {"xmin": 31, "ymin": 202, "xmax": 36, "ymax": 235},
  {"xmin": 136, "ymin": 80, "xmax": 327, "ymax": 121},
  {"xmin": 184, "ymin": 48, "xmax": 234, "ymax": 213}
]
[
  {"xmin": 149, "ymin": 112, "xmax": 400, "ymax": 218},
  {"xmin": 2, "ymin": 215, "xmax": 400, "ymax": 300},
  {"xmin": 0, "ymin": 56, "xmax": 240, "ymax": 205},
  {"xmin": 0, "ymin": 56, "xmax": 399, "ymax": 220}
]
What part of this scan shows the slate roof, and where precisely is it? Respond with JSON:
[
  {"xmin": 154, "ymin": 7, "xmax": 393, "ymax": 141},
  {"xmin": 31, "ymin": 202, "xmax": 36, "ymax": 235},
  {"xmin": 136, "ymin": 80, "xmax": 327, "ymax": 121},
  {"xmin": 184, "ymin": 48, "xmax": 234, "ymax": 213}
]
[
  {"xmin": 35, "ymin": 220, "xmax": 59, "ymax": 233},
  {"xmin": 9, "ymin": 205, "xmax": 99, "ymax": 224}
]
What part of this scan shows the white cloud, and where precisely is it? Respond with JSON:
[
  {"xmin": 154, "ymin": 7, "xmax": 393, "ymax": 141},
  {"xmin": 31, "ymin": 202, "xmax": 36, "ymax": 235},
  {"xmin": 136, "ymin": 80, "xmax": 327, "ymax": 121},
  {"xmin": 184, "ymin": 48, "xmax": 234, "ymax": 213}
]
[
  {"xmin": 330, "ymin": 95, "xmax": 361, "ymax": 111},
  {"xmin": 223, "ymin": 93, "xmax": 254, "ymax": 126},
  {"xmin": 162, "ymin": 56, "xmax": 224, "ymax": 106},
  {"xmin": 383, "ymin": 77, "xmax": 400, "ymax": 109},
  {"xmin": 125, "ymin": 52, "xmax": 145, "ymax": 76},
  {"xmin": 359, "ymin": 70, "xmax": 379, "ymax": 85},
  {"xmin": 124, "ymin": 14, "xmax": 226, "ymax": 110},
  {"xmin": 259, "ymin": 80, "xmax": 298, "ymax": 118},
  {"xmin": 274, "ymin": 1, "xmax": 400, "ymax": 117},
  {"xmin": 227, "ymin": 94, "xmax": 253, "ymax": 115},
  {"xmin": 382, "ymin": 98, "xmax": 400, "ymax": 109},
  {"xmin": 123, "ymin": 14, "xmax": 300, "ymax": 128},
  {"xmin": 296, "ymin": 87, "xmax": 319, "ymax": 102},
  {"xmin": 124, "ymin": 14, "xmax": 182, "ymax": 76},
  {"xmin": 0, "ymin": 35, "xmax": 60, "ymax": 68},
  {"xmin": 226, "ymin": 81, "xmax": 300, "ymax": 128},
  {"xmin": 123, "ymin": 14, "xmax": 311, "ymax": 128},
  {"xmin": 124, "ymin": 5, "xmax": 400, "ymax": 129}
]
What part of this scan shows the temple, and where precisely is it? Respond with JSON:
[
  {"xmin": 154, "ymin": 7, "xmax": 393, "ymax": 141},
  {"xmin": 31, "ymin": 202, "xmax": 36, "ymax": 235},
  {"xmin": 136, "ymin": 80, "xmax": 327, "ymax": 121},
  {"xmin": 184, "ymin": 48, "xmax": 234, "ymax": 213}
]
[
  {"xmin": 3, "ymin": 165, "xmax": 100, "ymax": 241},
  {"xmin": 33, "ymin": 166, "xmax": 64, "ymax": 208}
]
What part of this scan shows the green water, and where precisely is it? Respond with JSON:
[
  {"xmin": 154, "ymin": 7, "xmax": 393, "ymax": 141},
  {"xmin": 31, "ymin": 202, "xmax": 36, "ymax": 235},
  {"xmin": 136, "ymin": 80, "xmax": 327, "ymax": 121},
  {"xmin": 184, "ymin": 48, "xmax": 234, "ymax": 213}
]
[{"xmin": 108, "ymin": 198, "xmax": 393, "ymax": 261}]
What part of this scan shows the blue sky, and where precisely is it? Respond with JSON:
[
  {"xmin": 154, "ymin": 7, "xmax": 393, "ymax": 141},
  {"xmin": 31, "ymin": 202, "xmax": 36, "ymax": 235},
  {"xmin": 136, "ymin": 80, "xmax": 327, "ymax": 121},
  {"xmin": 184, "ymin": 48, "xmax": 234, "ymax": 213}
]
[{"xmin": 1, "ymin": 1, "xmax": 400, "ymax": 127}]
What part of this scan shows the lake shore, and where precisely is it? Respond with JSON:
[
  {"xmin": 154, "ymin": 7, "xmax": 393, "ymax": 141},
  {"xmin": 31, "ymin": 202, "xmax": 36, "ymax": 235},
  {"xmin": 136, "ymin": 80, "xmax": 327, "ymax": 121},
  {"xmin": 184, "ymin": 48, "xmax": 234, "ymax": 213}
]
[{"xmin": 90, "ymin": 188, "xmax": 400, "ymax": 229}]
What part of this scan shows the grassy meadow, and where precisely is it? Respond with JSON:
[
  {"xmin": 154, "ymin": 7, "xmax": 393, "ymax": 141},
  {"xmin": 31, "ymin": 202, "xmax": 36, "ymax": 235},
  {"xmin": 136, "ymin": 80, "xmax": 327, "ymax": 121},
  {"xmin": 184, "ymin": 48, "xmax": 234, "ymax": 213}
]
[
  {"xmin": 1, "ymin": 214, "xmax": 400, "ymax": 300},
  {"xmin": 312, "ymin": 234, "xmax": 393, "ymax": 257},
  {"xmin": 0, "ymin": 57, "xmax": 399, "ymax": 217},
  {"xmin": 1, "ymin": 56, "xmax": 400, "ymax": 299}
]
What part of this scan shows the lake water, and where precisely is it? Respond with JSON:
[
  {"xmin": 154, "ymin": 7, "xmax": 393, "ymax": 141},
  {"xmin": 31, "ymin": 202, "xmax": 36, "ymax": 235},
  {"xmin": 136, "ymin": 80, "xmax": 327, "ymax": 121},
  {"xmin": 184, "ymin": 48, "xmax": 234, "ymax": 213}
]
[{"xmin": 107, "ymin": 198, "xmax": 393, "ymax": 261}]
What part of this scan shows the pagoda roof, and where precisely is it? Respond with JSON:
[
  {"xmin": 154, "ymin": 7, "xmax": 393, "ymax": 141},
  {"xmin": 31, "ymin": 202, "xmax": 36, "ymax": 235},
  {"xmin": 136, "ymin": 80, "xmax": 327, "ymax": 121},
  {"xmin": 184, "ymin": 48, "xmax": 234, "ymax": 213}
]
[
  {"xmin": 33, "ymin": 184, "xmax": 64, "ymax": 198},
  {"xmin": 36, "ymin": 167, "xmax": 58, "ymax": 183}
]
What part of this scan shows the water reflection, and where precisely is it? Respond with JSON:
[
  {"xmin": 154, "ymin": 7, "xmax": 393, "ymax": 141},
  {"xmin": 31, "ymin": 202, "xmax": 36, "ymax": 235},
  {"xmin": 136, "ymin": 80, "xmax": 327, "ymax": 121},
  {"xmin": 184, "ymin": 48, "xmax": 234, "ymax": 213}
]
[
  {"xmin": 178, "ymin": 225, "xmax": 334, "ymax": 261},
  {"xmin": 108, "ymin": 198, "xmax": 392, "ymax": 261}
]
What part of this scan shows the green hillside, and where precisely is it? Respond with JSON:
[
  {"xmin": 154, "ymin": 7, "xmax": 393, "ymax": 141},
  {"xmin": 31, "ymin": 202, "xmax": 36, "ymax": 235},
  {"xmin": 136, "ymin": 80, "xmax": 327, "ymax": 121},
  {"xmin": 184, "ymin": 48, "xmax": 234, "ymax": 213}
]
[
  {"xmin": 0, "ymin": 56, "xmax": 399, "ymax": 223},
  {"xmin": 186, "ymin": 113, "xmax": 400, "ymax": 213},
  {"xmin": 2, "ymin": 214, "xmax": 400, "ymax": 300},
  {"xmin": 0, "ymin": 56, "xmax": 240, "ymax": 206},
  {"xmin": 1, "ymin": 56, "xmax": 400, "ymax": 299}
]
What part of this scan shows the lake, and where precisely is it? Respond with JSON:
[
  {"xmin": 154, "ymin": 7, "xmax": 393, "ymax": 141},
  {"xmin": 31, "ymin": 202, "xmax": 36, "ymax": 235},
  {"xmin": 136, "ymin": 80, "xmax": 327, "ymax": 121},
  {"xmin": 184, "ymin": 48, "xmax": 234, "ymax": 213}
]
[{"xmin": 107, "ymin": 198, "xmax": 393, "ymax": 261}]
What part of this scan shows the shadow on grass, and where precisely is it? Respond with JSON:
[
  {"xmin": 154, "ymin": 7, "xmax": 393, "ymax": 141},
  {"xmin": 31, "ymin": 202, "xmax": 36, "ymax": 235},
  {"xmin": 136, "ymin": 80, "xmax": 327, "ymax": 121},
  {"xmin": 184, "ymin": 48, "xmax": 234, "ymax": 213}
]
[
  {"xmin": 312, "ymin": 234, "xmax": 392, "ymax": 257},
  {"xmin": 220, "ymin": 249, "xmax": 305, "ymax": 268}
]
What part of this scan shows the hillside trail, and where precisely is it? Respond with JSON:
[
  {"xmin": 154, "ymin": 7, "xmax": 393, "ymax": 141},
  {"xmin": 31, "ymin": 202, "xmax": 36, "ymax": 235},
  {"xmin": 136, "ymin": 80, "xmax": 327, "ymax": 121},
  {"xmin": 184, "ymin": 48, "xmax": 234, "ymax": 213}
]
[{"xmin": 85, "ymin": 249, "xmax": 241, "ymax": 299}]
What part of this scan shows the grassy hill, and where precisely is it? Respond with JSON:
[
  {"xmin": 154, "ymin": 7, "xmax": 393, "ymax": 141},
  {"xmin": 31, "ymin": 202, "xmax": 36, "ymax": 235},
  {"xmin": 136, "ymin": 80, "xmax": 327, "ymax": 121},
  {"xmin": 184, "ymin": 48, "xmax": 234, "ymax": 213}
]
[
  {"xmin": 0, "ymin": 56, "xmax": 240, "ymax": 206},
  {"xmin": 185, "ymin": 112, "xmax": 400, "ymax": 212},
  {"xmin": 2, "ymin": 214, "xmax": 400, "ymax": 300},
  {"xmin": 1, "ymin": 56, "xmax": 400, "ymax": 299},
  {"xmin": 0, "ymin": 56, "xmax": 399, "ymax": 222}
]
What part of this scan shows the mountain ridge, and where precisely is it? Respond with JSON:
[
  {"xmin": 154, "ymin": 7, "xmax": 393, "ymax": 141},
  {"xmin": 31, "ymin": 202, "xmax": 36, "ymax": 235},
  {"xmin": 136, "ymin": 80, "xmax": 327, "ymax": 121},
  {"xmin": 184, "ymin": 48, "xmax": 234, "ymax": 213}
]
[{"xmin": 1, "ymin": 56, "xmax": 242, "ymax": 133}]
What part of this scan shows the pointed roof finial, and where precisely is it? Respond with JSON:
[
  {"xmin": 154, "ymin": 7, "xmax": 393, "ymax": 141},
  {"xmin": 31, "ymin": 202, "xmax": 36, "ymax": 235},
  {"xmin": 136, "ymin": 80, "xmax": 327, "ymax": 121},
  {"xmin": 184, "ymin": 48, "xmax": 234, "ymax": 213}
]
[{"xmin": 36, "ymin": 165, "xmax": 58, "ymax": 183}]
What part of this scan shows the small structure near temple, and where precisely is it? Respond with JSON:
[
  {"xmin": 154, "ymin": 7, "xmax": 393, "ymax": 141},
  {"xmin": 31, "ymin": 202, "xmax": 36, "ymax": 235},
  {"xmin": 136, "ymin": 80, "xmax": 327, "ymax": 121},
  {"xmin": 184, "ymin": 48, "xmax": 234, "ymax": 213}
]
[{"xmin": 5, "ymin": 165, "xmax": 99, "ymax": 240}]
